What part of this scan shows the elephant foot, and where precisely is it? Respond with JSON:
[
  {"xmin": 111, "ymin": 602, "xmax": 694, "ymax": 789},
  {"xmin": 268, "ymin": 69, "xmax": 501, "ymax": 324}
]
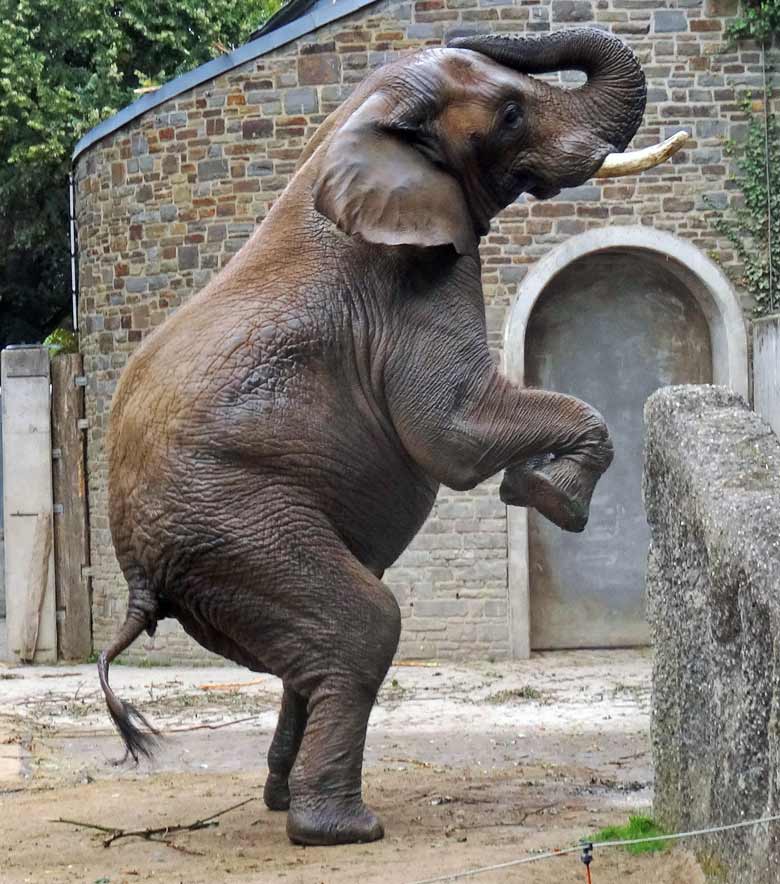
[
  {"xmin": 287, "ymin": 798, "xmax": 384, "ymax": 846},
  {"xmin": 264, "ymin": 772, "xmax": 291, "ymax": 811},
  {"xmin": 500, "ymin": 450, "xmax": 608, "ymax": 533}
]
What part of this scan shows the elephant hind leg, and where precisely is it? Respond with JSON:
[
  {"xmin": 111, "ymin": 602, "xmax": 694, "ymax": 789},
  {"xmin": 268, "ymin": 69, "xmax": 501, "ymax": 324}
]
[
  {"xmin": 287, "ymin": 680, "xmax": 386, "ymax": 846},
  {"xmin": 264, "ymin": 685, "xmax": 308, "ymax": 811},
  {"xmin": 281, "ymin": 556, "xmax": 401, "ymax": 846}
]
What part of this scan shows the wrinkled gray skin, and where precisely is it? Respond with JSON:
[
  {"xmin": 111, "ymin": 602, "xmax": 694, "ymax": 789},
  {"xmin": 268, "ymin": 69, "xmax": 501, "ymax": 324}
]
[{"xmin": 99, "ymin": 28, "xmax": 645, "ymax": 846}]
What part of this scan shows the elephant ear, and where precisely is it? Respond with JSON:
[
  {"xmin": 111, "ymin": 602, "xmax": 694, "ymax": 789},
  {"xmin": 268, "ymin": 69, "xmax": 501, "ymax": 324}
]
[{"xmin": 312, "ymin": 94, "xmax": 476, "ymax": 255}]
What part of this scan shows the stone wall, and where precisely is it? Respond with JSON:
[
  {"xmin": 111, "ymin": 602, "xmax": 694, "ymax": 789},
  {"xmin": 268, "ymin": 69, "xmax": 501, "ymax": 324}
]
[
  {"xmin": 644, "ymin": 385, "xmax": 780, "ymax": 883},
  {"xmin": 75, "ymin": 0, "xmax": 771, "ymax": 662}
]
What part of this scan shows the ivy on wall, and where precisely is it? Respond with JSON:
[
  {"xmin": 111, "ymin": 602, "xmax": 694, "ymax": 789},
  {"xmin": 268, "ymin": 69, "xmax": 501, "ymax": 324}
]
[
  {"xmin": 708, "ymin": 96, "xmax": 779, "ymax": 316},
  {"xmin": 725, "ymin": 0, "xmax": 780, "ymax": 43},
  {"xmin": 707, "ymin": 0, "xmax": 778, "ymax": 316}
]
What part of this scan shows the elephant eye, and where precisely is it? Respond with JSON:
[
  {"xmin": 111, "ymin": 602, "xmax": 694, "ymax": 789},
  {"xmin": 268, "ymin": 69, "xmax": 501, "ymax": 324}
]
[{"xmin": 502, "ymin": 102, "xmax": 523, "ymax": 128}]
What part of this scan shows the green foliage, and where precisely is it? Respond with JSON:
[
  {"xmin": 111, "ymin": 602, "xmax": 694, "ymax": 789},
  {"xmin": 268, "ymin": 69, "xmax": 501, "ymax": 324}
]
[
  {"xmin": 725, "ymin": 0, "xmax": 780, "ymax": 44},
  {"xmin": 590, "ymin": 814, "xmax": 671, "ymax": 856},
  {"xmin": 706, "ymin": 95, "xmax": 779, "ymax": 316},
  {"xmin": 43, "ymin": 327, "xmax": 79, "ymax": 355},
  {"xmin": 0, "ymin": 0, "xmax": 280, "ymax": 348}
]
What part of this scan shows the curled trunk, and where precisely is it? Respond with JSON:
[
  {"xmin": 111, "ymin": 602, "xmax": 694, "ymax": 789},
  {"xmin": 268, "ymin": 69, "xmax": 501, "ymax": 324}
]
[{"xmin": 448, "ymin": 28, "xmax": 646, "ymax": 154}]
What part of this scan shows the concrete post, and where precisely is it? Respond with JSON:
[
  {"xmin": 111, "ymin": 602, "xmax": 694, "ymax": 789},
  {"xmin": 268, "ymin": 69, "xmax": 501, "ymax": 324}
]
[
  {"xmin": 753, "ymin": 316, "xmax": 780, "ymax": 438},
  {"xmin": 1, "ymin": 346, "xmax": 57, "ymax": 663},
  {"xmin": 0, "ymin": 398, "xmax": 4, "ymax": 621}
]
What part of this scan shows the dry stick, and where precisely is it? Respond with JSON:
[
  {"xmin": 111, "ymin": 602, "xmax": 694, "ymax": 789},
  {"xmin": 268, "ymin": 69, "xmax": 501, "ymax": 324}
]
[
  {"xmin": 54, "ymin": 714, "xmax": 263, "ymax": 739},
  {"xmin": 456, "ymin": 803, "xmax": 560, "ymax": 831},
  {"xmin": 51, "ymin": 796, "xmax": 256, "ymax": 848},
  {"xmin": 197, "ymin": 678, "xmax": 269, "ymax": 691},
  {"xmin": 159, "ymin": 839, "xmax": 206, "ymax": 857},
  {"xmin": 167, "ymin": 715, "xmax": 261, "ymax": 733},
  {"xmin": 382, "ymin": 756, "xmax": 435, "ymax": 768}
]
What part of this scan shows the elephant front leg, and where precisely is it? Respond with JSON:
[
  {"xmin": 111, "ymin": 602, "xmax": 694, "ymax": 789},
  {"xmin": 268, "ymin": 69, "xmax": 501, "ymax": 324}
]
[
  {"xmin": 486, "ymin": 387, "xmax": 614, "ymax": 532},
  {"xmin": 405, "ymin": 376, "xmax": 614, "ymax": 532},
  {"xmin": 264, "ymin": 684, "xmax": 308, "ymax": 811},
  {"xmin": 499, "ymin": 429, "xmax": 614, "ymax": 533}
]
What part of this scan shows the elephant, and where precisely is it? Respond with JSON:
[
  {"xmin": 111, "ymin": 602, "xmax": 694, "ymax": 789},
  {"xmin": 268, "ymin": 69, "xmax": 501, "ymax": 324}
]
[{"xmin": 99, "ymin": 27, "xmax": 678, "ymax": 846}]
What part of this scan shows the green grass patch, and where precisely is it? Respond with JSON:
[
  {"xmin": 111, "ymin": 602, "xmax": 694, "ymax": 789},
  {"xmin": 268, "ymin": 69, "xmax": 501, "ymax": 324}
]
[{"xmin": 590, "ymin": 815, "xmax": 671, "ymax": 855}]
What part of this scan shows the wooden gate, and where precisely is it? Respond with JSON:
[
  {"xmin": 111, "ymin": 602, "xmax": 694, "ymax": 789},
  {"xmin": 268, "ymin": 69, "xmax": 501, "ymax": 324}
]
[
  {"xmin": 1, "ymin": 347, "xmax": 91, "ymax": 662},
  {"xmin": 51, "ymin": 354, "xmax": 91, "ymax": 660}
]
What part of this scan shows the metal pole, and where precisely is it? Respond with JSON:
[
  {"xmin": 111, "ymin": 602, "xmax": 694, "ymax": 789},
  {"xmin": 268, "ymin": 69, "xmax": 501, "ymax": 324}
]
[
  {"xmin": 762, "ymin": 43, "xmax": 774, "ymax": 312},
  {"xmin": 69, "ymin": 173, "xmax": 78, "ymax": 331}
]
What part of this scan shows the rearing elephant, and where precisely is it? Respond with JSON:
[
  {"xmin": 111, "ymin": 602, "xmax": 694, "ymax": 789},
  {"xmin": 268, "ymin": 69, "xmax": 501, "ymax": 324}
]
[{"xmin": 100, "ymin": 28, "xmax": 676, "ymax": 845}]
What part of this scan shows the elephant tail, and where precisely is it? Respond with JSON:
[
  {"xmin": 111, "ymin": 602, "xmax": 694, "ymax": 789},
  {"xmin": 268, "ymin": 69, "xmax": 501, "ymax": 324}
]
[{"xmin": 97, "ymin": 583, "xmax": 161, "ymax": 762}]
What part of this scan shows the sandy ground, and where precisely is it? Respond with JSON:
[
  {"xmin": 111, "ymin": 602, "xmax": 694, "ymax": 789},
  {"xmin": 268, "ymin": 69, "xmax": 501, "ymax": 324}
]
[{"xmin": 0, "ymin": 650, "xmax": 704, "ymax": 884}]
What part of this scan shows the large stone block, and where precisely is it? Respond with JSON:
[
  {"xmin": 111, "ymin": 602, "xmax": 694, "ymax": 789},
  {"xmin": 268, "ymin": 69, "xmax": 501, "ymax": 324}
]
[
  {"xmin": 645, "ymin": 385, "xmax": 780, "ymax": 883},
  {"xmin": 242, "ymin": 118, "xmax": 273, "ymax": 140},
  {"xmin": 283, "ymin": 87, "xmax": 319, "ymax": 114},
  {"xmin": 705, "ymin": 0, "xmax": 738, "ymax": 15},
  {"xmin": 552, "ymin": 0, "xmax": 592, "ymax": 22},
  {"xmin": 298, "ymin": 53, "xmax": 341, "ymax": 85},
  {"xmin": 653, "ymin": 10, "xmax": 688, "ymax": 32},
  {"xmin": 198, "ymin": 159, "xmax": 229, "ymax": 181}
]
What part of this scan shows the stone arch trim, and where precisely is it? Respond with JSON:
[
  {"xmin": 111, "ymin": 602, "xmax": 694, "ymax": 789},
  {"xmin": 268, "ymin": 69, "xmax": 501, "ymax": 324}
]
[{"xmin": 502, "ymin": 226, "xmax": 748, "ymax": 659}]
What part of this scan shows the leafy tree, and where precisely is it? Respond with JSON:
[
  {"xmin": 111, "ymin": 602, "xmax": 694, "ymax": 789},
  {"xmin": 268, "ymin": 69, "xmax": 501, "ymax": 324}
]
[{"xmin": 0, "ymin": 0, "xmax": 279, "ymax": 348}]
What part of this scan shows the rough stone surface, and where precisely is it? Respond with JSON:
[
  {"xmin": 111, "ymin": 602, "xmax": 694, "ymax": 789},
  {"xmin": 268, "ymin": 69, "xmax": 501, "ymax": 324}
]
[
  {"xmin": 644, "ymin": 385, "xmax": 780, "ymax": 883},
  {"xmin": 74, "ymin": 0, "xmax": 779, "ymax": 663}
]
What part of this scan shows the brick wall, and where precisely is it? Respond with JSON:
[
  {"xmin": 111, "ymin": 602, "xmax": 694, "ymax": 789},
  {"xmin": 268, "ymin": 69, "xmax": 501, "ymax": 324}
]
[{"xmin": 75, "ymin": 0, "xmax": 774, "ymax": 663}]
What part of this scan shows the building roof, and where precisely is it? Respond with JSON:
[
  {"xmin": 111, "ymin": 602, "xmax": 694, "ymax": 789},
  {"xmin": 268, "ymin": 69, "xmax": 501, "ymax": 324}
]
[
  {"xmin": 249, "ymin": 0, "xmax": 320, "ymax": 41},
  {"xmin": 72, "ymin": 0, "xmax": 377, "ymax": 164}
]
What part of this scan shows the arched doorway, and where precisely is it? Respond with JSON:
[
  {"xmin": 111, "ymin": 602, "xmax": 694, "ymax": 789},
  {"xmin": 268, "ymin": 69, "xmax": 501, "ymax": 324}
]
[
  {"xmin": 503, "ymin": 227, "xmax": 748, "ymax": 657},
  {"xmin": 526, "ymin": 252, "xmax": 711, "ymax": 648}
]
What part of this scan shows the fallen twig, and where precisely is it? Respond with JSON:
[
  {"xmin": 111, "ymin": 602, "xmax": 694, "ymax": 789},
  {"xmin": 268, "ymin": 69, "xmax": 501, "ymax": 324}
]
[
  {"xmin": 198, "ymin": 678, "xmax": 268, "ymax": 691},
  {"xmin": 55, "ymin": 714, "xmax": 262, "ymax": 740},
  {"xmin": 609, "ymin": 750, "xmax": 646, "ymax": 765},
  {"xmin": 51, "ymin": 796, "xmax": 256, "ymax": 848},
  {"xmin": 417, "ymin": 802, "xmax": 561, "ymax": 835},
  {"xmin": 454, "ymin": 803, "xmax": 560, "ymax": 830},
  {"xmin": 393, "ymin": 661, "xmax": 440, "ymax": 668},
  {"xmin": 166, "ymin": 715, "xmax": 260, "ymax": 733},
  {"xmin": 381, "ymin": 756, "xmax": 435, "ymax": 768}
]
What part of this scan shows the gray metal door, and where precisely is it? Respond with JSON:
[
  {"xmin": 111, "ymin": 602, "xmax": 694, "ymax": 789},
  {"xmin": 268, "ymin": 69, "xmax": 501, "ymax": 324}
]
[{"xmin": 525, "ymin": 251, "xmax": 712, "ymax": 649}]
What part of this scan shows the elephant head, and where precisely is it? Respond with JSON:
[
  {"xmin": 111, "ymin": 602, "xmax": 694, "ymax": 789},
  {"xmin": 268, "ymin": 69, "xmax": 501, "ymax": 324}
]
[{"xmin": 310, "ymin": 28, "xmax": 680, "ymax": 254}]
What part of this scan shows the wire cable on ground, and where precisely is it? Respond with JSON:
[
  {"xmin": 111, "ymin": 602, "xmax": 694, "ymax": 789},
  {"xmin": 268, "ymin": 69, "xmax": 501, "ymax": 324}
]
[{"xmin": 406, "ymin": 812, "xmax": 780, "ymax": 884}]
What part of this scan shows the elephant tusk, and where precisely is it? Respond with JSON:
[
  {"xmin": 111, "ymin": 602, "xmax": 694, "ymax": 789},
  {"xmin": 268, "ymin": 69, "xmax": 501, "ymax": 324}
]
[{"xmin": 594, "ymin": 130, "xmax": 689, "ymax": 178}]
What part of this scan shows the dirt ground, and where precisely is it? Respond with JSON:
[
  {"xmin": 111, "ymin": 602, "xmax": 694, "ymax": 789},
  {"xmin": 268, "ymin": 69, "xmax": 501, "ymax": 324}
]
[{"xmin": 0, "ymin": 650, "xmax": 704, "ymax": 884}]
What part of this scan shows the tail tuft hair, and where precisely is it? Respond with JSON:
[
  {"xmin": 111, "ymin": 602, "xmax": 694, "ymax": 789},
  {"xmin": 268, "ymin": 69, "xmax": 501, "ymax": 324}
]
[
  {"xmin": 103, "ymin": 687, "xmax": 160, "ymax": 762},
  {"xmin": 97, "ymin": 611, "xmax": 162, "ymax": 763}
]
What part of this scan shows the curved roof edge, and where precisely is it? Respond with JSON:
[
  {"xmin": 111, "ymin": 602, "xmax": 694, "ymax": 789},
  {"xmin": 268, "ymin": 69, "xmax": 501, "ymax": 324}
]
[{"xmin": 72, "ymin": 0, "xmax": 377, "ymax": 164}]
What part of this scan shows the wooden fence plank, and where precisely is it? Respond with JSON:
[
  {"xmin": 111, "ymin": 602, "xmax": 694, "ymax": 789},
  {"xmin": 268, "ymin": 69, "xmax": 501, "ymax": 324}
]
[
  {"xmin": 51, "ymin": 354, "xmax": 91, "ymax": 660},
  {"xmin": 19, "ymin": 513, "xmax": 53, "ymax": 661}
]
